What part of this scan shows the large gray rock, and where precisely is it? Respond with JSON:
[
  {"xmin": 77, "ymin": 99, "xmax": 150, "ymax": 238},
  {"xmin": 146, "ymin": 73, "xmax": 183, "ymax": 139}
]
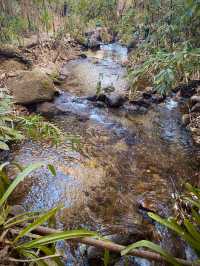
[
  {"xmin": 182, "ymin": 114, "xmax": 190, "ymax": 126},
  {"xmin": 191, "ymin": 103, "xmax": 200, "ymax": 113},
  {"xmin": 36, "ymin": 102, "xmax": 64, "ymax": 118},
  {"xmin": 7, "ymin": 70, "xmax": 56, "ymax": 105},
  {"xmin": 191, "ymin": 95, "xmax": 200, "ymax": 103}
]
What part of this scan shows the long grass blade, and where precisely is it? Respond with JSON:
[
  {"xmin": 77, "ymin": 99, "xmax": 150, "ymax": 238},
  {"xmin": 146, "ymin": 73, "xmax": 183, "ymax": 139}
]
[
  {"xmin": 14, "ymin": 207, "xmax": 59, "ymax": 243},
  {"xmin": 17, "ymin": 230, "xmax": 97, "ymax": 249},
  {"xmin": 121, "ymin": 240, "xmax": 180, "ymax": 266},
  {"xmin": 0, "ymin": 162, "xmax": 45, "ymax": 207}
]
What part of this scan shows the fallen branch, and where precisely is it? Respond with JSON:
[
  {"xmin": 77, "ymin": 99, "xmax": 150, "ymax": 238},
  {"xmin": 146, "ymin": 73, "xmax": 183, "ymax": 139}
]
[
  {"xmin": 9, "ymin": 254, "xmax": 62, "ymax": 263},
  {"xmin": 33, "ymin": 225, "xmax": 196, "ymax": 266}
]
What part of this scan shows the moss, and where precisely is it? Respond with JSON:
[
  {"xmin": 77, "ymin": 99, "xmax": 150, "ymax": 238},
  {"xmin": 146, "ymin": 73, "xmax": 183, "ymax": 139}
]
[{"xmin": 41, "ymin": 79, "xmax": 52, "ymax": 90}]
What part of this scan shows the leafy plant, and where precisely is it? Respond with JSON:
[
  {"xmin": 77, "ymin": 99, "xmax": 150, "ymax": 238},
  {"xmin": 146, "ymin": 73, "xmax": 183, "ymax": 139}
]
[
  {"xmin": 121, "ymin": 183, "xmax": 200, "ymax": 265},
  {"xmin": 128, "ymin": 46, "xmax": 200, "ymax": 96},
  {"xmin": 0, "ymin": 162, "xmax": 96, "ymax": 265},
  {"xmin": 0, "ymin": 89, "xmax": 24, "ymax": 151},
  {"xmin": 0, "ymin": 89, "xmax": 79, "ymax": 151}
]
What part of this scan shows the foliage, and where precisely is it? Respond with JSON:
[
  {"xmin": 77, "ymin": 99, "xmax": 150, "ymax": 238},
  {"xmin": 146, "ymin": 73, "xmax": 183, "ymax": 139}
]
[
  {"xmin": 0, "ymin": 89, "xmax": 24, "ymax": 151},
  {"xmin": 0, "ymin": 0, "xmax": 65, "ymax": 43},
  {"xmin": 0, "ymin": 162, "xmax": 96, "ymax": 265},
  {"xmin": 127, "ymin": 0, "xmax": 200, "ymax": 96},
  {"xmin": 0, "ymin": 89, "xmax": 79, "ymax": 152},
  {"xmin": 121, "ymin": 183, "xmax": 200, "ymax": 265},
  {"xmin": 128, "ymin": 46, "xmax": 200, "ymax": 95}
]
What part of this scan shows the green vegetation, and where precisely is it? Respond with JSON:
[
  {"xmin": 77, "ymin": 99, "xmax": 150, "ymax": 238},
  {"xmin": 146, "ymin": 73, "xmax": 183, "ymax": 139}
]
[
  {"xmin": 127, "ymin": 0, "xmax": 200, "ymax": 95},
  {"xmin": 0, "ymin": 89, "xmax": 64, "ymax": 150},
  {"xmin": 122, "ymin": 183, "xmax": 200, "ymax": 265},
  {"xmin": 0, "ymin": 162, "xmax": 96, "ymax": 265}
]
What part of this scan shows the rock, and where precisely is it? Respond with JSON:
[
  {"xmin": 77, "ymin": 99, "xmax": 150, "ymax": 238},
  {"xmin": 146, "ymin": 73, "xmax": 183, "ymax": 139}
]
[
  {"xmin": 0, "ymin": 45, "xmax": 32, "ymax": 66},
  {"xmin": 87, "ymin": 94, "xmax": 126, "ymax": 108},
  {"xmin": 179, "ymin": 85, "xmax": 196, "ymax": 98},
  {"xmin": 0, "ymin": 150, "xmax": 9, "ymax": 162},
  {"xmin": 172, "ymin": 80, "xmax": 200, "ymax": 94},
  {"xmin": 138, "ymin": 106, "xmax": 149, "ymax": 114},
  {"xmin": 87, "ymin": 38, "xmax": 101, "ymax": 50},
  {"xmin": 127, "ymin": 40, "xmax": 137, "ymax": 52},
  {"xmin": 142, "ymin": 86, "xmax": 155, "ymax": 99},
  {"xmin": 123, "ymin": 104, "xmax": 140, "ymax": 114},
  {"xmin": 130, "ymin": 98, "xmax": 150, "ymax": 108},
  {"xmin": 106, "ymin": 95, "xmax": 127, "ymax": 108},
  {"xmin": 0, "ymin": 59, "xmax": 28, "ymax": 75},
  {"xmin": 36, "ymin": 102, "xmax": 64, "ymax": 118},
  {"xmin": 7, "ymin": 70, "xmax": 57, "ymax": 105},
  {"xmin": 191, "ymin": 103, "xmax": 200, "ymax": 113},
  {"xmin": 79, "ymin": 53, "xmax": 87, "ymax": 59},
  {"xmin": 93, "ymin": 101, "xmax": 107, "ymax": 108},
  {"xmin": 87, "ymin": 94, "xmax": 108, "ymax": 103},
  {"xmin": 36, "ymin": 63, "xmax": 59, "ymax": 77},
  {"xmin": 191, "ymin": 95, "xmax": 200, "ymax": 103},
  {"xmin": 151, "ymin": 93, "xmax": 166, "ymax": 103},
  {"xmin": 84, "ymin": 29, "xmax": 101, "ymax": 49},
  {"xmin": 10, "ymin": 205, "xmax": 25, "ymax": 216},
  {"xmin": 182, "ymin": 114, "xmax": 190, "ymax": 126}
]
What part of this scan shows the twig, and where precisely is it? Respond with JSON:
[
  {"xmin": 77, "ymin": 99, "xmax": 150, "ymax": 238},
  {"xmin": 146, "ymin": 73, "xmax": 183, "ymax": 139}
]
[
  {"xmin": 9, "ymin": 254, "xmax": 62, "ymax": 262},
  {"xmin": 33, "ymin": 225, "xmax": 197, "ymax": 266}
]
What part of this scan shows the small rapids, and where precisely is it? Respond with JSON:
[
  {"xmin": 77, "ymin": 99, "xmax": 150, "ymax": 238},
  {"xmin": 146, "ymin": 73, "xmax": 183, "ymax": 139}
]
[{"xmin": 11, "ymin": 43, "xmax": 199, "ymax": 265}]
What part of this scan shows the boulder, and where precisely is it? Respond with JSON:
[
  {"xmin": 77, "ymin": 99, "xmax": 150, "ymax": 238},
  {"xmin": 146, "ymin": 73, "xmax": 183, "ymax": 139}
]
[
  {"xmin": 151, "ymin": 93, "xmax": 166, "ymax": 103},
  {"xmin": 130, "ymin": 98, "xmax": 150, "ymax": 108},
  {"xmin": 36, "ymin": 102, "xmax": 64, "ymax": 118},
  {"xmin": 179, "ymin": 84, "xmax": 196, "ymax": 98},
  {"xmin": 106, "ymin": 95, "xmax": 127, "ymax": 108},
  {"xmin": 127, "ymin": 40, "xmax": 137, "ymax": 52},
  {"xmin": 7, "ymin": 70, "xmax": 57, "ymax": 105},
  {"xmin": 191, "ymin": 103, "xmax": 200, "ymax": 113},
  {"xmin": 182, "ymin": 114, "xmax": 190, "ymax": 126},
  {"xmin": 190, "ymin": 95, "xmax": 200, "ymax": 103}
]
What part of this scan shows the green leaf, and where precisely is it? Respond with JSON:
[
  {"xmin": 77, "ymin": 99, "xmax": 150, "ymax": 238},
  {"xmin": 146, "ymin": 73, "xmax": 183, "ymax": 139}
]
[
  {"xmin": 104, "ymin": 249, "xmax": 110, "ymax": 266},
  {"xmin": 0, "ymin": 162, "xmax": 45, "ymax": 207},
  {"xmin": 47, "ymin": 164, "xmax": 56, "ymax": 176},
  {"xmin": 20, "ymin": 250, "xmax": 49, "ymax": 266},
  {"xmin": 121, "ymin": 240, "xmax": 180, "ymax": 266},
  {"xmin": 39, "ymin": 246, "xmax": 64, "ymax": 266},
  {"xmin": 184, "ymin": 219, "xmax": 200, "ymax": 242},
  {"xmin": 14, "ymin": 207, "xmax": 59, "ymax": 243},
  {"xmin": 17, "ymin": 230, "xmax": 97, "ymax": 249},
  {"xmin": 148, "ymin": 213, "xmax": 200, "ymax": 251},
  {"xmin": 184, "ymin": 197, "xmax": 200, "ymax": 209}
]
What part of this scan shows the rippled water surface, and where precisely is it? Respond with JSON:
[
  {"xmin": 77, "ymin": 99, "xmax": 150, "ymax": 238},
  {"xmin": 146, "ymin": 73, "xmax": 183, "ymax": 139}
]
[{"xmin": 12, "ymin": 44, "xmax": 198, "ymax": 236}]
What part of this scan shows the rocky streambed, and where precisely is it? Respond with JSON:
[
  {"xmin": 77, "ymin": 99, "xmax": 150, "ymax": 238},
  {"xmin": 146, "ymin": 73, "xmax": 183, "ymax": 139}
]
[{"xmin": 8, "ymin": 43, "xmax": 200, "ymax": 265}]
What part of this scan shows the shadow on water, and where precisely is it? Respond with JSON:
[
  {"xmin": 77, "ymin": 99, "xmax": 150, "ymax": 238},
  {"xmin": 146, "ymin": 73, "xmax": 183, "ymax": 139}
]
[{"xmin": 11, "ymin": 44, "xmax": 199, "ymax": 248}]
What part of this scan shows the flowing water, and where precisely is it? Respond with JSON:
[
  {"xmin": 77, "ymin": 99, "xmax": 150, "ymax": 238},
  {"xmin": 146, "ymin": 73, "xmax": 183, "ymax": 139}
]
[{"xmin": 11, "ymin": 43, "xmax": 199, "ymax": 264}]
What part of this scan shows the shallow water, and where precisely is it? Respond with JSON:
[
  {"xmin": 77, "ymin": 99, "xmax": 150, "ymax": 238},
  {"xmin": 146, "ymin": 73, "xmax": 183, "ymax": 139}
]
[{"xmin": 11, "ymin": 44, "xmax": 199, "ymax": 263}]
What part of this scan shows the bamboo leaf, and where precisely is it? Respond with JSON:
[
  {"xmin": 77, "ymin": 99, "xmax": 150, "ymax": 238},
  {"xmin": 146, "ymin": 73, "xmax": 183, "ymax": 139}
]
[
  {"xmin": 39, "ymin": 246, "xmax": 64, "ymax": 266},
  {"xmin": 184, "ymin": 219, "xmax": 200, "ymax": 242},
  {"xmin": 121, "ymin": 240, "xmax": 180, "ymax": 266},
  {"xmin": 104, "ymin": 249, "xmax": 110, "ymax": 266},
  {"xmin": 17, "ymin": 230, "xmax": 97, "ymax": 249},
  {"xmin": 47, "ymin": 164, "xmax": 56, "ymax": 176},
  {"xmin": 14, "ymin": 207, "xmax": 59, "ymax": 243},
  {"xmin": 0, "ymin": 162, "xmax": 45, "ymax": 207}
]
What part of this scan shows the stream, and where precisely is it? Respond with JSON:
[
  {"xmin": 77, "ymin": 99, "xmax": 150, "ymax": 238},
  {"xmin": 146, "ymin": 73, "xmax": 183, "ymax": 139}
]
[{"xmin": 11, "ymin": 43, "xmax": 199, "ymax": 265}]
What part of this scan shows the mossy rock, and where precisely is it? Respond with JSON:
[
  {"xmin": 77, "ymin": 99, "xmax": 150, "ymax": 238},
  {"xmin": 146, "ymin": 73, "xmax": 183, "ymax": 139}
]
[{"xmin": 7, "ymin": 70, "xmax": 56, "ymax": 105}]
